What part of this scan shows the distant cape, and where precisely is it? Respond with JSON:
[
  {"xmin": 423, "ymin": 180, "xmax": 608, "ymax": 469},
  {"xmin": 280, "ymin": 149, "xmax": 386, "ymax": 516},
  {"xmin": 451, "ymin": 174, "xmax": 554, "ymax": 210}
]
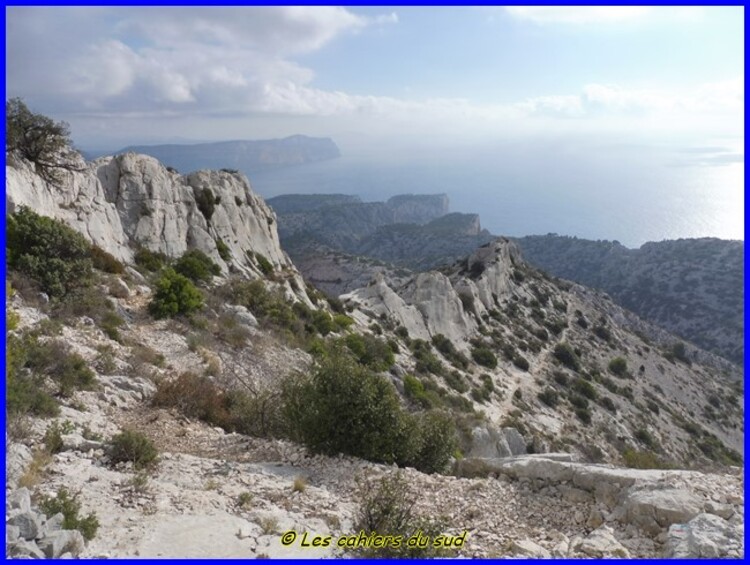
[{"xmin": 91, "ymin": 135, "xmax": 340, "ymax": 173}]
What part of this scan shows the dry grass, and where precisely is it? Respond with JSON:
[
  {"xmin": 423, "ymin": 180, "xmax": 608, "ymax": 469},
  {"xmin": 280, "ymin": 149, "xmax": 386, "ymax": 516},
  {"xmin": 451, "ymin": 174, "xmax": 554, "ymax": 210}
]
[{"xmin": 18, "ymin": 448, "xmax": 53, "ymax": 489}]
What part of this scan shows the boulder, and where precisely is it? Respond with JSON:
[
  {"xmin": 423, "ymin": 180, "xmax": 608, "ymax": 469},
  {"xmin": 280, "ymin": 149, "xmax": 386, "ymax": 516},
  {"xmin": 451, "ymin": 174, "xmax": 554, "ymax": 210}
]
[
  {"xmin": 6, "ymin": 442, "xmax": 32, "ymax": 487},
  {"xmin": 502, "ymin": 428, "xmax": 527, "ymax": 456},
  {"xmin": 226, "ymin": 304, "xmax": 258, "ymax": 328},
  {"xmin": 625, "ymin": 489, "xmax": 703, "ymax": 535},
  {"xmin": 109, "ymin": 278, "xmax": 130, "ymax": 299},
  {"xmin": 666, "ymin": 513, "xmax": 743, "ymax": 558},
  {"xmin": 7, "ymin": 538, "xmax": 45, "ymax": 558},
  {"xmin": 509, "ymin": 539, "xmax": 551, "ymax": 558},
  {"xmin": 575, "ymin": 526, "xmax": 630, "ymax": 558},
  {"xmin": 8, "ymin": 511, "xmax": 43, "ymax": 540},
  {"xmin": 7, "ymin": 487, "xmax": 32, "ymax": 513},
  {"xmin": 38, "ymin": 529, "xmax": 86, "ymax": 558}
]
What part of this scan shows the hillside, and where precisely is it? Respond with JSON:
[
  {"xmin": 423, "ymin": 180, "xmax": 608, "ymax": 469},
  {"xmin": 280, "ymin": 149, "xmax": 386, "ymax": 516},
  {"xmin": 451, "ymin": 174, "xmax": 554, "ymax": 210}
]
[
  {"xmin": 102, "ymin": 135, "xmax": 340, "ymax": 174},
  {"xmin": 5, "ymin": 150, "xmax": 744, "ymax": 559},
  {"xmin": 514, "ymin": 235, "xmax": 744, "ymax": 366}
]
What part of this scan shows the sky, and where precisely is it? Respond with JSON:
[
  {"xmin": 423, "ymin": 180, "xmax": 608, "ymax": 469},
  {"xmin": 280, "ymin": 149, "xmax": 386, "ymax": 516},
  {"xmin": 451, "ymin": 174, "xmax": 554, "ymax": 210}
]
[{"xmin": 5, "ymin": 6, "xmax": 744, "ymax": 154}]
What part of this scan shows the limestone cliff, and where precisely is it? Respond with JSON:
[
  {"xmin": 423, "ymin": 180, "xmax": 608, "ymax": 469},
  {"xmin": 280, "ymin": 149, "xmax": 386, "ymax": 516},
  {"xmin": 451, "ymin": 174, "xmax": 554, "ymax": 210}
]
[{"xmin": 6, "ymin": 152, "xmax": 309, "ymax": 302}]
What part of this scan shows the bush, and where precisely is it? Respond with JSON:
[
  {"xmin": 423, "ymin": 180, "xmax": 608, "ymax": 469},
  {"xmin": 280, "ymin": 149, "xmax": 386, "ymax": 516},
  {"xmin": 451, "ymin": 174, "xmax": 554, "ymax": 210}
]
[
  {"xmin": 174, "ymin": 249, "xmax": 221, "ymax": 283},
  {"xmin": 148, "ymin": 269, "xmax": 203, "ymax": 318},
  {"xmin": 282, "ymin": 349, "xmax": 409, "ymax": 465},
  {"xmin": 431, "ymin": 334, "xmax": 469, "ymax": 369},
  {"xmin": 574, "ymin": 408, "xmax": 592, "ymax": 424},
  {"xmin": 107, "ymin": 430, "xmax": 158, "ymax": 469},
  {"xmin": 39, "ymin": 487, "xmax": 99, "ymax": 541},
  {"xmin": 537, "ymin": 388, "xmax": 559, "ymax": 408},
  {"xmin": 7, "ymin": 207, "xmax": 93, "ymax": 299},
  {"xmin": 443, "ymin": 370, "xmax": 469, "ymax": 394},
  {"xmin": 195, "ymin": 188, "xmax": 217, "ymax": 221},
  {"xmin": 512, "ymin": 354, "xmax": 530, "ymax": 371},
  {"xmin": 622, "ymin": 449, "xmax": 673, "ymax": 470},
  {"xmin": 408, "ymin": 410, "xmax": 458, "ymax": 474},
  {"xmin": 599, "ymin": 396, "xmax": 617, "ymax": 413},
  {"xmin": 634, "ymin": 428, "xmax": 656, "ymax": 449},
  {"xmin": 333, "ymin": 314, "xmax": 354, "ymax": 331},
  {"xmin": 343, "ymin": 333, "xmax": 395, "ymax": 372},
  {"xmin": 90, "ymin": 245, "xmax": 124, "ymax": 274},
  {"xmin": 134, "ymin": 248, "xmax": 168, "ymax": 272},
  {"xmin": 152, "ymin": 373, "xmax": 231, "ymax": 428},
  {"xmin": 215, "ymin": 238, "xmax": 231, "ymax": 261},
  {"xmin": 19, "ymin": 336, "xmax": 96, "ymax": 398},
  {"xmin": 553, "ymin": 342, "xmax": 580, "ymax": 371},
  {"xmin": 411, "ymin": 339, "xmax": 444, "ymax": 376},
  {"xmin": 351, "ymin": 472, "xmax": 451, "ymax": 558},
  {"xmin": 573, "ymin": 378, "xmax": 597, "ymax": 400},
  {"xmin": 6, "ymin": 334, "xmax": 60, "ymax": 417},
  {"xmin": 593, "ymin": 324, "xmax": 612, "ymax": 342},
  {"xmin": 255, "ymin": 253, "xmax": 274, "ymax": 276},
  {"xmin": 403, "ymin": 374, "xmax": 435, "ymax": 409},
  {"xmin": 608, "ymin": 357, "xmax": 629, "ymax": 377},
  {"xmin": 471, "ymin": 346, "xmax": 497, "ymax": 369}
]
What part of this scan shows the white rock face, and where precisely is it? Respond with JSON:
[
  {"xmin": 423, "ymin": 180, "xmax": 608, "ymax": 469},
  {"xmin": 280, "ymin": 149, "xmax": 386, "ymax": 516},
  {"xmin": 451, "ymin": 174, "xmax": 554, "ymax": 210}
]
[
  {"xmin": 343, "ymin": 239, "xmax": 522, "ymax": 347},
  {"xmin": 6, "ymin": 153, "xmax": 308, "ymax": 300}
]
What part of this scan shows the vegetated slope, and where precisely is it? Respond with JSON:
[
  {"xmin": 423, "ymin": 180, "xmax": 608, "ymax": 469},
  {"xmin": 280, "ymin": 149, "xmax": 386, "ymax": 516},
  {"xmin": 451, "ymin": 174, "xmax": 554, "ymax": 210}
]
[
  {"xmin": 342, "ymin": 238, "xmax": 743, "ymax": 469},
  {"xmin": 107, "ymin": 135, "xmax": 340, "ymax": 173},
  {"xmin": 515, "ymin": 235, "xmax": 744, "ymax": 366}
]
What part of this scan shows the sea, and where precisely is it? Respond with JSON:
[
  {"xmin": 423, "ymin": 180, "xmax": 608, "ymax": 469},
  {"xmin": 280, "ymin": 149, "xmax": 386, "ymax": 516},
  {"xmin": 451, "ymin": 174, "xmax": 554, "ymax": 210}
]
[{"xmin": 248, "ymin": 141, "xmax": 744, "ymax": 250}]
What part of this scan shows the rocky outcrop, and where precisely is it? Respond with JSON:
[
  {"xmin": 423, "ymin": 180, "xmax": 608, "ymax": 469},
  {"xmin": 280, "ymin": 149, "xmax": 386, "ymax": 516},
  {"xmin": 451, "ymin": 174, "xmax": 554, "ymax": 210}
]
[
  {"xmin": 342, "ymin": 238, "xmax": 520, "ymax": 347},
  {"xmin": 454, "ymin": 454, "xmax": 743, "ymax": 555},
  {"xmin": 6, "ymin": 152, "xmax": 309, "ymax": 302}
]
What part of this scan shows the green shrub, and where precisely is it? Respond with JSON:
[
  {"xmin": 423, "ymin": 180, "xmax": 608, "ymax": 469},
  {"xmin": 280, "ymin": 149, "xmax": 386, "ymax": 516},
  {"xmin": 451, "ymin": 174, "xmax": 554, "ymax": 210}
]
[
  {"xmin": 351, "ymin": 472, "xmax": 451, "ymax": 558},
  {"xmin": 174, "ymin": 249, "xmax": 221, "ymax": 283},
  {"xmin": 574, "ymin": 408, "xmax": 592, "ymax": 424},
  {"xmin": 669, "ymin": 342, "xmax": 691, "ymax": 365},
  {"xmin": 471, "ymin": 346, "xmax": 497, "ymax": 369},
  {"xmin": 608, "ymin": 357, "xmax": 629, "ymax": 377},
  {"xmin": 90, "ymin": 245, "xmax": 124, "ymax": 274},
  {"xmin": 39, "ymin": 487, "xmax": 99, "ymax": 541},
  {"xmin": 537, "ymin": 388, "xmax": 559, "ymax": 408},
  {"xmin": 599, "ymin": 396, "xmax": 617, "ymax": 413},
  {"xmin": 593, "ymin": 324, "xmax": 612, "ymax": 342},
  {"xmin": 408, "ymin": 410, "xmax": 458, "ymax": 474},
  {"xmin": 444, "ymin": 370, "xmax": 469, "ymax": 394},
  {"xmin": 134, "ymin": 248, "xmax": 168, "ymax": 272},
  {"xmin": 573, "ymin": 378, "xmax": 597, "ymax": 400},
  {"xmin": 634, "ymin": 428, "xmax": 656, "ymax": 449},
  {"xmin": 343, "ymin": 333, "xmax": 395, "ymax": 372},
  {"xmin": 195, "ymin": 188, "xmax": 217, "ymax": 221},
  {"xmin": 107, "ymin": 429, "xmax": 158, "ymax": 469},
  {"xmin": 310, "ymin": 310, "xmax": 336, "ymax": 336},
  {"xmin": 282, "ymin": 349, "xmax": 409, "ymax": 465},
  {"xmin": 622, "ymin": 449, "xmax": 673, "ymax": 470},
  {"xmin": 553, "ymin": 342, "xmax": 580, "ymax": 371},
  {"xmin": 255, "ymin": 253, "xmax": 274, "ymax": 276},
  {"xmin": 148, "ymin": 269, "xmax": 203, "ymax": 318},
  {"xmin": 411, "ymin": 339, "xmax": 444, "ymax": 376},
  {"xmin": 21, "ymin": 336, "xmax": 96, "ymax": 397},
  {"xmin": 7, "ymin": 207, "xmax": 93, "ymax": 298},
  {"xmin": 215, "ymin": 238, "xmax": 231, "ymax": 261},
  {"xmin": 512, "ymin": 354, "xmax": 530, "ymax": 371},
  {"xmin": 568, "ymin": 394, "xmax": 589, "ymax": 410},
  {"xmin": 431, "ymin": 334, "xmax": 469, "ymax": 369},
  {"xmin": 403, "ymin": 375, "xmax": 439, "ymax": 409},
  {"xmin": 333, "ymin": 314, "xmax": 354, "ymax": 331}
]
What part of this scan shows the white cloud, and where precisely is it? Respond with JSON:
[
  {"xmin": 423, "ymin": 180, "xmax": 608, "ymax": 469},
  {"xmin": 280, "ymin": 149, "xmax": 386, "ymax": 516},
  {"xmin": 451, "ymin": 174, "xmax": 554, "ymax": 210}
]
[
  {"xmin": 505, "ymin": 6, "xmax": 652, "ymax": 25},
  {"xmin": 517, "ymin": 81, "xmax": 742, "ymax": 119}
]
